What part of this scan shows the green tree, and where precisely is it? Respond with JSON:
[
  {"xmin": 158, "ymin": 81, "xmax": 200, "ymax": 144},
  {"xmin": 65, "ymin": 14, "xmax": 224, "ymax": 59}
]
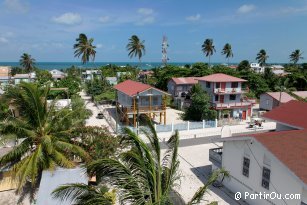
[
  {"xmin": 52, "ymin": 184, "xmax": 114, "ymax": 205},
  {"xmin": 126, "ymin": 35, "xmax": 145, "ymax": 67},
  {"xmin": 244, "ymin": 72, "xmax": 269, "ymax": 97},
  {"xmin": 71, "ymin": 126, "xmax": 121, "ymax": 160},
  {"xmin": 256, "ymin": 49, "xmax": 269, "ymax": 66},
  {"xmin": 275, "ymin": 78, "xmax": 296, "ymax": 106},
  {"xmin": 289, "ymin": 49, "xmax": 304, "ymax": 65},
  {"xmin": 183, "ymin": 84, "xmax": 217, "ymax": 121},
  {"xmin": 0, "ymin": 83, "xmax": 90, "ymax": 196},
  {"xmin": 190, "ymin": 62, "xmax": 212, "ymax": 77},
  {"xmin": 19, "ymin": 53, "xmax": 36, "ymax": 78},
  {"xmin": 221, "ymin": 43, "xmax": 233, "ymax": 64},
  {"xmin": 237, "ymin": 60, "xmax": 250, "ymax": 72},
  {"xmin": 74, "ymin": 33, "xmax": 97, "ymax": 80},
  {"xmin": 35, "ymin": 69, "xmax": 52, "ymax": 86},
  {"xmin": 55, "ymin": 76, "xmax": 81, "ymax": 97},
  {"xmin": 53, "ymin": 120, "xmax": 228, "ymax": 205},
  {"xmin": 202, "ymin": 39, "xmax": 216, "ymax": 67},
  {"xmin": 74, "ymin": 33, "xmax": 97, "ymax": 64}
]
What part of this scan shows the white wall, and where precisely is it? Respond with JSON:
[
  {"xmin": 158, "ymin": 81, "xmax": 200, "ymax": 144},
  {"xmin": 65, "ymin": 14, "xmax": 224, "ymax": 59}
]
[
  {"xmin": 222, "ymin": 140, "xmax": 304, "ymax": 205},
  {"xmin": 260, "ymin": 94, "xmax": 273, "ymax": 110}
]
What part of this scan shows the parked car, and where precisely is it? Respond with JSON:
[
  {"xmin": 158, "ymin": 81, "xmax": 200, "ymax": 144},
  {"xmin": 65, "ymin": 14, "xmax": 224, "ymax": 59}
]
[{"xmin": 97, "ymin": 112, "xmax": 104, "ymax": 119}]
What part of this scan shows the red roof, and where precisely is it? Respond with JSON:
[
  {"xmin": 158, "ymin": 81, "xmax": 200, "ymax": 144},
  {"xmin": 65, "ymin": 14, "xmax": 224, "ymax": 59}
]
[
  {"xmin": 114, "ymin": 80, "xmax": 168, "ymax": 97},
  {"xmin": 262, "ymin": 100, "xmax": 307, "ymax": 129},
  {"xmin": 197, "ymin": 73, "xmax": 247, "ymax": 82},
  {"xmin": 171, "ymin": 77, "xmax": 199, "ymax": 85},
  {"xmin": 250, "ymin": 130, "xmax": 307, "ymax": 184}
]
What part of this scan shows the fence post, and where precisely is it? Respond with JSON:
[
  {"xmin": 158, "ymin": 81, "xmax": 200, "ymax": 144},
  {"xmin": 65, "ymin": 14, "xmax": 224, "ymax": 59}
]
[
  {"xmin": 171, "ymin": 121, "xmax": 174, "ymax": 133},
  {"xmin": 215, "ymin": 119, "xmax": 218, "ymax": 128},
  {"xmin": 203, "ymin": 120, "xmax": 205, "ymax": 129},
  {"xmin": 187, "ymin": 121, "xmax": 190, "ymax": 131}
]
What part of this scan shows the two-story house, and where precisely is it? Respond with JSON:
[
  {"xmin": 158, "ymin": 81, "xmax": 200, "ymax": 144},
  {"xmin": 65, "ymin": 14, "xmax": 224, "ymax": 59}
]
[
  {"xmin": 210, "ymin": 101, "xmax": 307, "ymax": 205},
  {"xmin": 197, "ymin": 73, "xmax": 253, "ymax": 120},
  {"xmin": 114, "ymin": 80, "xmax": 170, "ymax": 127},
  {"xmin": 167, "ymin": 77, "xmax": 198, "ymax": 98}
]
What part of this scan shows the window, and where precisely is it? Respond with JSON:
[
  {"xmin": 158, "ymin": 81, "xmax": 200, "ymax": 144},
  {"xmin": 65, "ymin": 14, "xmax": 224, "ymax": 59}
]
[
  {"xmin": 230, "ymin": 94, "xmax": 236, "ymax": 101},
  {"xmin": 206, "ymin": 82, "xmax": 210, "ymax": 88},
  {"xmin": 215, "ymin": 95, "xmax": 219, "ymax": 101},
  {"xmin": 242, "ymin": 157, "xmax": 250, "ymax": 177},
  {"xmin": 231, "ymin": 82, "xmax": 239, "ymax": 88},
  {"xmin": 216, "ymin": 83, "xmax": 220, "ymax": 89},
  {"xmin": 262, "ymin": 167, "xmax": 270, "ymax": 190}
]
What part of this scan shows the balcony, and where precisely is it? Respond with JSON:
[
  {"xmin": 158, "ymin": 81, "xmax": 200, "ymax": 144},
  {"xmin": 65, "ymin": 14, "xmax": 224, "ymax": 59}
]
[
  {"xmin": 125, "ymin": 105, "xmax": 166, "ymax": 114},
  {"xmin": 214, "ymin": 88, "xmax": 249, "ymax": 94},
  {"xmin": 213, "ymin": 101, "xmax": 252, "ymax": 109},
  {"xmin": 209, "ymin": 148, "xmax": 223, "ymax": 168}
]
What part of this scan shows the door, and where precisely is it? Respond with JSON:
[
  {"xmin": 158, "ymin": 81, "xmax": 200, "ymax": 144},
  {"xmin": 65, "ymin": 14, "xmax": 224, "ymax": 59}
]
[
  {"xmin": 242, "ymin": 110, "xmax": 247, "ymax": 120},
  {"xmin": 221, "ymin": 82, "xmax": 226, "ymax": 91},
  {"xmin": 220, "ymin": 95, "xmax": 224, "ymax": 103}
]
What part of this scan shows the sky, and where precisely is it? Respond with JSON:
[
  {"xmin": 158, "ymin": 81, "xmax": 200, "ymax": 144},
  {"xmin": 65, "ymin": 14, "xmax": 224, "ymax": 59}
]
[{"xmin": 0, "ymin": 0, "xmax": 306, "ymax": 63}]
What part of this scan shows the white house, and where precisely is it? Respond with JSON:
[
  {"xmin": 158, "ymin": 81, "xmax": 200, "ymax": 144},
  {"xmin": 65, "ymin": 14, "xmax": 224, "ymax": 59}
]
[
  {"xmin": 260, "ymin": 92, "xmax": 295, "ymax": 111},
  {"xmin": 82, "ymin": 70, "xmax": 101, "ymax": 80},
  {"xmin": 197, "ymin": 73, "xmax": 254, "ymax": 119},
  {"xmin": 210, "ymin": 101, "xmax": 307, "ymax": 205},
  {"xmin": 49, "ymin": 69, "xmax": 66, "ymax": 80},
  {"xmin": 250, "ymin": 63, "xmax": 265, "ymax": 73},
  {"xmin": 13, "ymin": 72, "xmax": 36, "ymax": 85}
]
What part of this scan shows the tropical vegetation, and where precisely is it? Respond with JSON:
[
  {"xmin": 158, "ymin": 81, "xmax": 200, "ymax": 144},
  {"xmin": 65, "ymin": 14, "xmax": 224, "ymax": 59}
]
[
  {"xmin": 183, "ymin": 84, "xmax": 217, "ymax": 121},
  {"xmin": 221, "ymin": 43, "xmax": 233, "ymax": 64},
  {"xmin": 256, "ymin": 49, "xmax": 269, "ymax": 66},
  {"xmin": 202, "ymin": 39, "xmax": 216, "ymax": 66},
  {"xmin": 19, "ymin": 53, "xmax": 36, "ymax": 76},
  {"xmin": 127, "ymin": 35, "xmax": 146, "ymax": 66},
  {"xmin": 52, "ymin": 118, "xmax": 229, "ymax": 205},
  {"xmin": 0, "ymin": 83, "xmax": 90, "ymax": 198},
  {"xmin": 289, "ymin": 49, "xmax": 304, "ymax": 65},
  {"xmin": 74, "ymin": 33, "xmax": 97, "ymax": 65}
]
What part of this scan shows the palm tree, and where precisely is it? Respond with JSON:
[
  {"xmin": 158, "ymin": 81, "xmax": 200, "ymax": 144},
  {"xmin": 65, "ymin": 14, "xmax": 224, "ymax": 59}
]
[
  {"xmin": 19, "ymin": 53, "xmax": 36, "ymax": 80},
  {"xmin": 256, "ymin": 49, "xmax": 269, "ymax": 67},
  {"xmin": 221, "ymin": 43, "xmax": 233, "ymax": 64},
  {"xmin": 202, "ymin": 39, "xmax": 216, "ymax": 67},
  {"xmin": 289, "ymin": 49, "xmax": 304, "ymax": 64},
  {"xmin": 53, "ymin": 118, "xmax": 228, "ymax": 204},
  {"xmin": 126, "ymin": 35, "xmax": 145, "ymax": 67},
  {"xmin": 275, "ymin": 78, "xmax": 296, "ymax": 106},
  {"xmin": 74, "ymin": 33, "xmax": 97, "ymax": 80},
  {"xmin": 0, "ymin": 83, "xmax": 90, "ymax": 196},
  {"xmin": 52, "ymin": 183, "xmax": 114, "ymax": 205}
]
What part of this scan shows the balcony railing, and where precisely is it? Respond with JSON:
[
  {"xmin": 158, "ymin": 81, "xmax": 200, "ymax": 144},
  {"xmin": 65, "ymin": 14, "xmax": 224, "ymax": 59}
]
[
  {"xmin": 213, "ymin": 101, "xmax": 252, "ymax": 109},
  {"xmin": 209, "ymin": 148, "xmax": 223, "ymax": 168},
  {"xmin": 126, "ymin": 105, "xmax": 166, "ymax": 113},
  {"xmin": 214, "ymin": 88, "xmax": 249, "ymax": 94}
]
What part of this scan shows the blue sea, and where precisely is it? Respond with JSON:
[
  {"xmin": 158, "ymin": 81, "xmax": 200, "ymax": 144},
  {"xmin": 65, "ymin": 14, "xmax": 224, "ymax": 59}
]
[{"xmin": 0, "ymin": 62, "xmax": 227, "ymax": 70}]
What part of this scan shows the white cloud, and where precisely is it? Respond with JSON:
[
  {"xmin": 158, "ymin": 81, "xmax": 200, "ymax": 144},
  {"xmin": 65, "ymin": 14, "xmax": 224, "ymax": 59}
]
[
  {"xmin": 4, "ymin": 0, "xmax": 29, "ymax": 13},
  {"xmin": 237, "ymin": 4, "xmax": 256, "ymax": 14},
  {"xmin": 136, "ymin": 16, "xmax": 155, "ymax": 25},
  {"xmin": 96, "ymin": 44, "xmax": 103, "ymax": 48},
  {"xmin": 0, "ymin": 37, "xmax": 9, "ymax": 44},
  {"xmin": 135, "ymin": 8, "xmax": 155, "ymax": 25},
  {"xmin": 186, "ymin": 14, "xmax": 201, "ymax": 21},
  {"xmin": 52, "ymin": 13, "xmax": 82, "ymax": 25},
  {"xmin": 138, "ymin": 8, "xmax": 154, "ymax": 15},
  {"xmin": 98, "ymin": 16, "xmax": 111, "ymax": 23}
]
